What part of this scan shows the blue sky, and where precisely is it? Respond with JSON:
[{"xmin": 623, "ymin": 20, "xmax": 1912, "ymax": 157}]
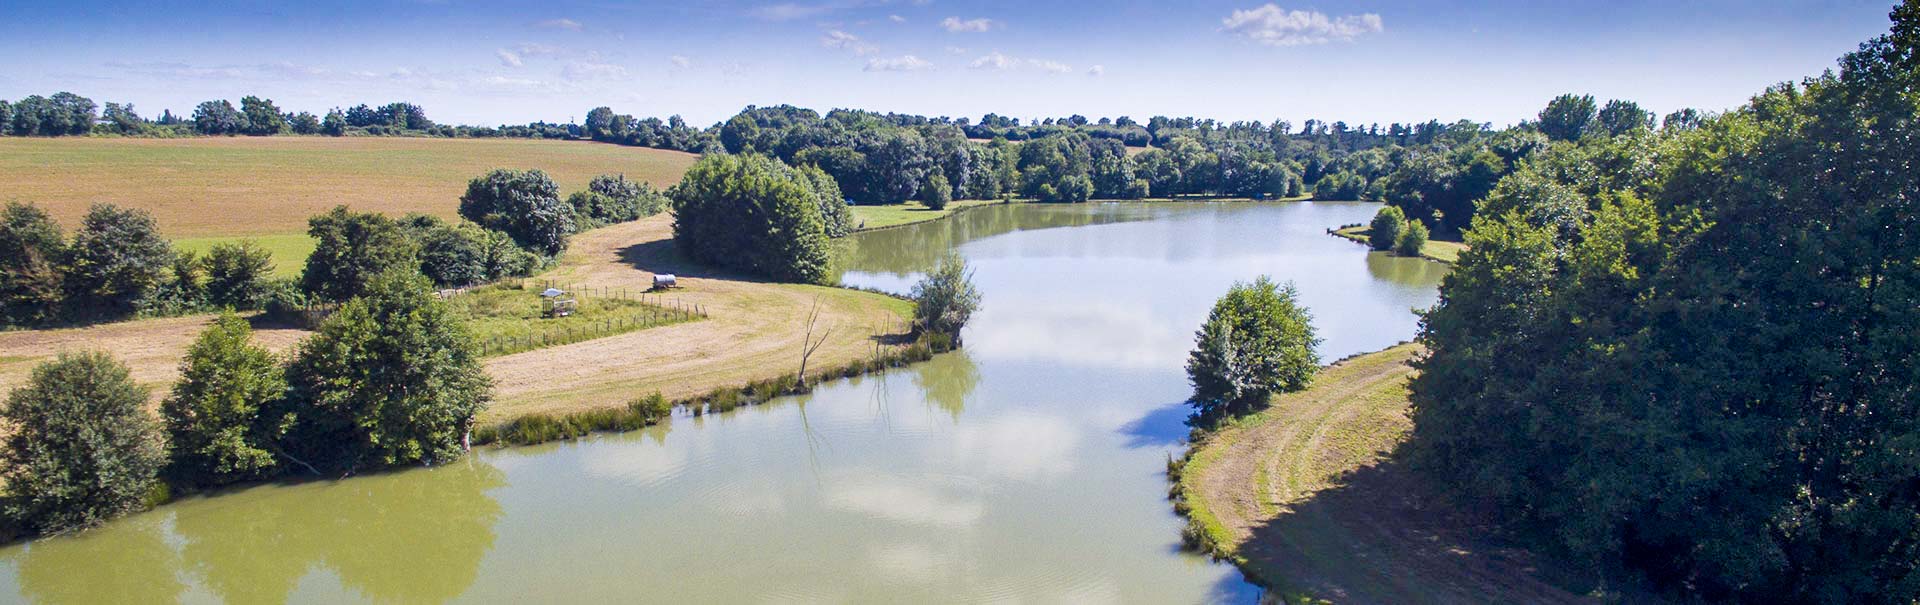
[{"xmin": 0, "ymin": 1, "xmax": 1897, "ymax": 127}]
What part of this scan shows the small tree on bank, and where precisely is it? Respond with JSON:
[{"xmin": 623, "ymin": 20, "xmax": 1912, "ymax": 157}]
[
  {"xmin": 1, "ymin": 352, "xmax": 165, "ymax": 534},
  {"xmin": 1395, "ymin": 220, "xmax": 1429, "ymax": 257},
  {"xmin": 1368, "ymin": 206, "xmax": 1407, "ymax": 252},
  {"xmin": 280, "ymin": 270, "xmax": 491, "ymax": 475},
  {"xmin": 1185, "ymin": 277, "xmax": 1320, "ymax": 422},
  {"xmin": 162, "ymin": 312, "xmax": 285, "ymax": 487},
  {"xmin": 910, "ymin": 252, "xmax": 981, "ymax": 346}
]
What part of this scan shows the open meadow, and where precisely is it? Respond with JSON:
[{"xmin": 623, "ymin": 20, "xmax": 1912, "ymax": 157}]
[{"xmin": 0, "ymin": 136, "xmax": 697, "ymax": 238}]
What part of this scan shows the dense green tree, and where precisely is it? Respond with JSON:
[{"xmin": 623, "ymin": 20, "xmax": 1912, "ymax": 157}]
[
  {"xmin": 162, "ymin": 313, "xmax": 285, "ymax": 486},
  {"xmin": 203, "ymin": 240, "xmax": 275, "ymax": 309},
  {"xmin": 0, "ymin": 202, "xmax": 66, "ymax": 326},
  {"xmin": 301, "ymin": 206, "xmax": 419, "ymax": 301},
  {"xmin": 1410, "ymin": 7, "xmax": 1920, "ymax": 599},
  {"xmin": 586, "ymin": 173, "xmax": 669, "ymax": 221},
  {"xmin": 800, "ymin": 164, "xmax": 854, "ymax": 237},
  {"xmin": 1, "ymin": 352, "xmax": 165, "ymax": 534},
  {"xmin": 1595, "ymin": 99, "xmax": 1654, "ymax": 136},
  {"xmin": 193, "ymin": 100, "xmax": 248, "ymax": 135},
  {"xmin": 321, "ymin": 110, "xmax": 346, "ymax": 136},
  {"xmin": 288, "ymin": 111, "xmax": 320, "ymax": 135},
  {"xmin": 280, "ymin": 270, "xmax": 490, "ymax": 474},
  {"xmin": 1536, "ymin": 93, "xmax": 1597, "ymax": 141},
  {"xmin": 1393, "ymin": 219, "xmax": 1428, "ymax": 257},
  {"xmin": 458, "ymin": 169, "xmax": 574, "ymax": 256},
  {"xmin": 239, "ymin": 96, "xmax": 286, "ymax": 135},
  {"xmin": 64, "ymin": 204, "xmax": 174, "ymax": 317},
  {"xmin": 102, "ymin": 102, "xmax": 143, "ymax": 134},
  {"xmin": 1185, "ymin": 277, "xmax": 1319, "ymax": 421},
  {"xmin": 910, "ymin": 252, "xmax": 980, "ymax": 341},
  {"xmin": 922, "ymin": 173, "xmax": 953, "ymax": 210},
  {"xmin": 1367, "ymin": 205, "xmax": 1406, "ymax": 252},
  {"xmin": 668, "ymin": 153, "xmax": 833, "ymax": 283}
]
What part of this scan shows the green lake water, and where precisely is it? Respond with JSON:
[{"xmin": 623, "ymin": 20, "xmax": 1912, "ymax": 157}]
[{"xmin": 0, "ymin": 201, "xmax": 1447, "ymax": 603}]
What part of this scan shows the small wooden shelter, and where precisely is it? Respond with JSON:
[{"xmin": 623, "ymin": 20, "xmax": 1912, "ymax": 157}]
[{"xmin": 540, "ymin": 287, "xmax": 577, "ymax": 318}]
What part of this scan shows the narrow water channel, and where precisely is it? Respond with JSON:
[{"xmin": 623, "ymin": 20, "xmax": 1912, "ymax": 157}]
[{"xmin": 0, "ymin": 201, "xmax": 1447, "ymax": 603}]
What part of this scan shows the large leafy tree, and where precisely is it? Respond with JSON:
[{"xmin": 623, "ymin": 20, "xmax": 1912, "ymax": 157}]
[
  {"xmin": 162, "ymin": 312, "xmax": 285, "ymax": 486},
  {"xmin": 63, "ymin": 203, "xmax": 174, "ymax": 317},
  {"xmin": 239, "ymin": 96, "xmax": 286, "ymax": 135},
  {"xmin": 301, "ymin": 206, "xmax": 419, "ymax": 301},
  {"xmin": 1, "ymin": 352, "xmax": 165, "ymax": 534},
  {"xmin": 1536, "ymin": 93, "xmax": 1597, "ymax": 141},
  {"xmin": 1367, "ymin": 205, "xmax": 1406, "ymax": 252},
  {"xmin": 1410, "ymin": 6, "xmax": 1920, "ymax": 599},
  {"xmin": 193, "ymin": 100, "xmax": 249, "ymax": 135},
  {"xmin": 1185, "ymin": 277, "xmax": 1319, "ymax": 422},
  {"xmin": 668, "ymin": 153, "xmax": 834, "ymax": 283},
  {"xmin": 458, "ymin": 169, "xmax": 575, "ymax": 256},
  {"xmin": 0, "ymin": 202, "xmax": 67, "ymax": 326},
  {"xmin": 280, "ymin": 270, "xmax": 491, "ymax": 475}
]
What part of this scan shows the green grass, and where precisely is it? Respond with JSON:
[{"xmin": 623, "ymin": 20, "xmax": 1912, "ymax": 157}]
[
  {"xmin": 447, "ymin": 282, "xmax": 704, "ymax": 357},
  {"xmin": 174, "ymin": 233, "xmax": 318, "ymax": 278},
  {"xmin": 850, "ymin": 199, "xmax": 1003, "ymax": 230},
  {"xmin": 1333, "ymin": 225, "xmax": 1465, "ymax": 263}
]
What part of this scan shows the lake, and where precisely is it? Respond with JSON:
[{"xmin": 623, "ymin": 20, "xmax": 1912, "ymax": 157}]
[{"xmin": 0, "ymin": 201, "xmax": 1448, "ymax": 603}]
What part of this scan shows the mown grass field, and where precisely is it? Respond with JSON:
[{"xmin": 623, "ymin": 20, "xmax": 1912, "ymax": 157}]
[
  {"xmin": 0, "ymin": 136, "xmax": 698, "ymax": 238},
  {"xmin": 850, "ymin": 199, "xmax": 1004, "ymax": 230}
]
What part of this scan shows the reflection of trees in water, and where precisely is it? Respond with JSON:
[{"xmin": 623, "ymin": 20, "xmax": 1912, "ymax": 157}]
[
  {"xmin": 913, "ymin": 351, "xmax": 981, "ymax": 421},
  {"xmin": 835, "ymin": 204, "xmax": 1159, "ymax": 278},
  {"xmin": 10, "ymin": 457, "xmax": 509, "ymax": 604},
  {"xmin": 1363, "ymin": 251, "xmax": 1452, "ymax": 289},
  {"xmin": 12, "ymin": 514, "xmax": 186, "ymax": 604}
]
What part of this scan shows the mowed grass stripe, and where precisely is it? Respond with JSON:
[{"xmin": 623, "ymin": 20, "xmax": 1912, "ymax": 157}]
[{"xmin": 0, "ymin": 137, "xmax": 697, "ymax": 238}]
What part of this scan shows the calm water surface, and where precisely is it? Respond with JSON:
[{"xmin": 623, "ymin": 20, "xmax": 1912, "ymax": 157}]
[{"xmin": 0, "ymin": 202, "xmax": 1446, "ymax": 603}]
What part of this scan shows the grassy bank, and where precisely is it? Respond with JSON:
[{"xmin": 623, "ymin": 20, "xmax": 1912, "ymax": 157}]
[
  {"xmin": 0, "ymin": 137, "xmax": 697, "ymax": 238},
  {"xmin": 1171, "ymin": 343, "xmax": 1595, "ymax": 602},
  {"xmin": 1332, "ymin": 224, "xmax": 1466, "ymax": 263},
  {"xmin": 850, "ymin": 199, "xmax": 1006, "ymax": 230}
]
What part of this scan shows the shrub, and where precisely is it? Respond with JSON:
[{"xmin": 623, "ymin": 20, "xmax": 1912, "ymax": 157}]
[
  {"xmin": 280, "ymin": 270, "xmax": 491, "ymax": 474},
  {"xmin": 302, "ymin": 206, "xmax": 419, "ymax": 301},
  {"xmin": 1, "ymin": 352, "xmax": 165, "ymax": 534},
  {"xmin": 458, "ymin": 169, "xmax": 574, "ymax": 256},
  {"xmin": 800, "ymin": 164, "xmax": 854, "ymax": 238},
  {"xmin": 1368, "ymin": 206, "xmax": 1407, "ymax": 252},
  {"xmin": 1394, "ymin": 220, "xmax": 1429, "ymax": 257},
  {"xmin": 910, "ymin": 252, "xmax": 981, "ymax": 341},
  {"xmin": 161, "ymin": 312, "xmax": 284, "ymax": 487},
  {"xmin": 406, "ymin": 215, "xmax": 490, "ymax": 288},
  {"xmin": 63, "ymin": 203, "xmax": 174, "ymax": 317},
  {"xmin": 668, "ymin": 154, "xmax": 833, "ymax": 283},
  {"xmin": 1185, "ymin": 276, "xmax": 1320, "ymax": 421},
  {"xmin": 202, "ymin": 240, "xmax": 274, "ymax": 309},
  {"xmin": 586, "ymin": 173, "xmax": 670, "ymax": 222},
  {"xmin": 0, "ymin": 202, "xmax": 67, "ymax": 326},
  {"xmin": 566, "ymin": 191, "xmax": 618, "ymax": 230}
]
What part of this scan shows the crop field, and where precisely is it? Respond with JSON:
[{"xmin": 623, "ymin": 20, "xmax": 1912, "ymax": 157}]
[{"xmin": 0, "ymin": 136, "xmax": 698, "ymax": 238}]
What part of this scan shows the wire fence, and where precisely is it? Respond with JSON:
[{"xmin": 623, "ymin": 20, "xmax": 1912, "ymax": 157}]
[{"xmin": 476, "ymin": 280, "xmax": 709, "ymax": 357}]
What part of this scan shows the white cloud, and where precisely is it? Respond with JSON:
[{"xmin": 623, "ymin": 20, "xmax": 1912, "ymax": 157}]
[
  {"xmin": 1086, "ymin": 64, "xmax": 1105, "ymax": 76},
  {"xmin": 562, "ymin": 61, "xmax": 629, "ymax": 81},
  {"xmin": 945, "ymin": 46, "xmax": 968, "ymax": 55},
  {"xmin": 940, "ymin": 16, "xmax": 996, "ymax": 32},
  {"xmin": 750, "ymin": 3, "xmax": 830, "ymax": 20},
  {"xmin": 1028, "ymin": 59, "xmax": 1070, "ymax": 74},
  {"xmin": 967, "ymin": 52, "xmax": 1071, "ymax": 74},
  {"xmin": 1221, "ymin": 4, "xmax": 1383, "ymax": 46},
  {"xmin": 670, "ymin": 55, "xmax": 691, "ymax": 68},
  {"xmin": 821, "ymin": 30, "xmax": 877, "ymax": 55},
  {"xmin": 516, "ymin": 42, "xmax": 560, "ymax": 56},
  {"xmin": 536, "ymin": 18, "xmax": 584, "ymax": 31},
  {"xmin": 864, "ymin": 54, "xmax": 933, "ymax": 72},
  {"xmin": 887, "ymin": 14, "xmax": 906, "ymax": 23},
  {"xmin": 476, "ymin": 75, "xmax": 545, "ymax": 88},
  {"xmin": 495, "ymin": 49, "xmax": 523, "ymax": 67}
]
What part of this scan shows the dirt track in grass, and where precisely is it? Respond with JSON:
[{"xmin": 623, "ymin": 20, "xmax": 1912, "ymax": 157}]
[{"xmin": 1180, "ymin": 344, "xmax": 1599, "ymax": 604}]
